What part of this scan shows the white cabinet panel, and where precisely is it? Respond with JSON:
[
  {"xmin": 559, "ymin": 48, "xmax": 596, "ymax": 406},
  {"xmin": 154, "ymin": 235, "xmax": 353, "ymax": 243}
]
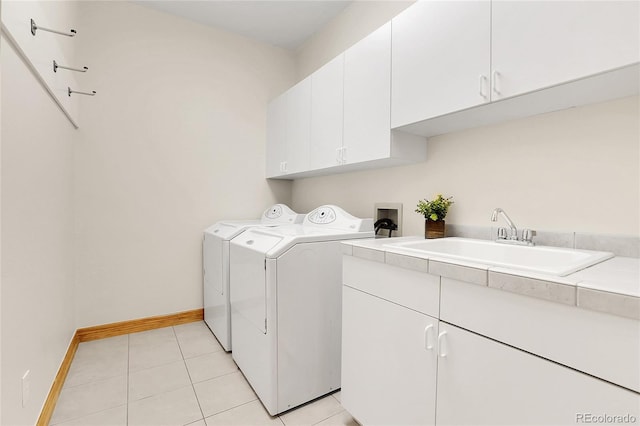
[
  {"xmin": 391, "ymin": 0, "xmax": 491, "ymax": 127},
  {"xmin": 391, "ymin": 0, "xmax": 639, "ymax": 137},
  {"xmin": 492, "ymin": 1, "xmax": 640, "ymax": 100},
  {"xmin": 343, "ymin": 22, "xmax": 392, "ymax": 164},
  {"xmin": 265, "ymin": 93, "xmax": 287, "ymax": 178},
  {"xmin": 266, "ymin": 22, "xmax": 426, "ymax": 180},
  {"xmin": 440, "ymin": 277, "xmax": 640, "ymax": 393},
  {"xmin": 343, "ymin": 255, "xmax": 439, "ymax": 318},
  {"xmin": 310, "ymin": 55, "xmax": 344, "ymax": 170},
  {"xmin": 341, "ymin": 256, "xmax": 640, "ymax": 426},
  {"xmin": 342, "ymin": 286, "xmax": 438, "ymax": 426},
  {"xmin": 285, "ymin": 78, "xmax": 311, "ymax": 174},
  {"xmin": 436, "ymin": 323, "xmax": 640, "ymax": 425},
  {"xmin": 266, "ymin": 77, "xmax": 311, "ymax": 177}
]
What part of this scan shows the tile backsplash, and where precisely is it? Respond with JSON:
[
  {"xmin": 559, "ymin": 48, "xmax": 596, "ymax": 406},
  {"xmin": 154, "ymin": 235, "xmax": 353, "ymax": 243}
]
[
  {"xmin": 445, "ymin": 224, "xmax": 639, "ymax": 258},
  {"xmin": 574, "ymin": 233, "xmax": 640, "ymax": 258}
]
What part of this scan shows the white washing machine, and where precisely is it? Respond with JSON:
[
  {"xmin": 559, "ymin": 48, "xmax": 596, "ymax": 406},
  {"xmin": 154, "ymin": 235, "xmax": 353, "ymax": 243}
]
[
  {"xmin": 229, "ymin": 205, "xmax": 374, "ymax": 415},
  {"xmin": 203, "ymin": 204, "xmax": 304, "ymax": 351}
]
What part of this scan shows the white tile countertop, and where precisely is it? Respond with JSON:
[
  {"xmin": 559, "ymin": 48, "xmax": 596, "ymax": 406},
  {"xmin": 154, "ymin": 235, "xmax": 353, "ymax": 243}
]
[{"xmin": 341, "ymin": 236, "xmax": 640, "ymax": 320}]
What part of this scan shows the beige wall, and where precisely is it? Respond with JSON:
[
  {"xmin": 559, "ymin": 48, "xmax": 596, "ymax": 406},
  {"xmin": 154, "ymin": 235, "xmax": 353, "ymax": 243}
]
[
  {"xmin": 1, "ymin": 35, "xmax": 77, "ymax": 425},
  {"xmin": 295, "ymin": 0, "xmax": 413, "ymax": 80},
  {"xmin": 291, "ymin": 2, "xmax": 640, "ymax": 238},
  {"xmin": 292, "ymin": 96, "xmax": 640, "ymax": 237},
  {"xmin": 73, "ymin": 2, "xmax": 295, "ymax": 327}
]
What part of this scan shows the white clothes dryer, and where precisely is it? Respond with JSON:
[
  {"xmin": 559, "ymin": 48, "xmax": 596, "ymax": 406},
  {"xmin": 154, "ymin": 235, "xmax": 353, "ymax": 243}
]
[
  {"xmin": 203, "ymin": 204, "xmax": 304, "ymax": 351},
  {"xmin": 229, "ymin": 205, "xmax": 374, "ymax": 415}
]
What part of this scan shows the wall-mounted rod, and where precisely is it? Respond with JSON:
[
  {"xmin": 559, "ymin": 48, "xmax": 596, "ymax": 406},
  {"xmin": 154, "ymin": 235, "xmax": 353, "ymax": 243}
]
[
  {"xmin": 54, "ymin": 60, "xmax": 87, "ymax": 73},
  {"xmin": 31, "ymin": 19, "xmax": 76, "ymax": 37},
  {"xmin": 68, "ymin": 87, "xmax": 96, "ymax": 97}
]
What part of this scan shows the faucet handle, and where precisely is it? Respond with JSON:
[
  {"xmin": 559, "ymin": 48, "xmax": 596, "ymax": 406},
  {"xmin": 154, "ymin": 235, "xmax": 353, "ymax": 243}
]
[
  {"xmin": 522, "ymin": 228, "xmax": 536, "ymax": 243},
  {"xmin": 497, "ymin": 227, "xmax": 507, "ymax": 240}
]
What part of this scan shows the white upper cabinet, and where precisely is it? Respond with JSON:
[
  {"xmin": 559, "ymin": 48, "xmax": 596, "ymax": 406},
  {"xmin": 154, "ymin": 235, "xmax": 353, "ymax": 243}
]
[
  {"xmin": 266, "ymin": 77, "xmax": 311, "ymax": 178},
  {"xmin": 491, "ymin": 1, "xmax": 640, "ymax": 100},
  {"xmin": 343, "ymin": 22, "xmax": 393, "ymax": 164},
  {"xmin": 391, "ymin": 1, "xmax": 491, "ymax": 128},
  {"xmin": 266, "ymin": 93, "xmax": 288, "ymax": 178},
  {"xmin": 286, "ymin": 78, "xmax": 312, "ymax": 175},
  {"xmin": 267, "ymin": 22, "xmax": 426, "ymax": 180},
  {"xmin": 309, "ymin": 55, "xmax": 345, "ymax": 170},
  {"xmin": 392, "ymin": 0, "xmax": 640, "ymax": 137}
]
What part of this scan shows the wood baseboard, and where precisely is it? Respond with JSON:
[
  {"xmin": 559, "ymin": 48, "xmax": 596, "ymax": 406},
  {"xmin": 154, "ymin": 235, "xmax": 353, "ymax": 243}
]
[
  {"xmin": 36, "ymin": 308, "xmax": 204, "ymax": 425},
  {"xmin": 77, "ymin": 309, "xmax": 204, "ymax": 342},
  {"xmin": 36, "ymin": 331, "xmax": 80, "ymax": 426}
]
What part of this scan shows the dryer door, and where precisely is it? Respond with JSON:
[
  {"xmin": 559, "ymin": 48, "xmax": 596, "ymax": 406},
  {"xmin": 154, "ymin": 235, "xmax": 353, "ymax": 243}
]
[
  {"xmin": 204, "ymin": 233, "xmax": 225, "ymax": 296},
  {"xmin": 230, "ymin": 233, "xmax": 282, "ymax": 334},
  {"xmin": 203, "ymin": 233, "xmax": 228, "ymax": 344}
]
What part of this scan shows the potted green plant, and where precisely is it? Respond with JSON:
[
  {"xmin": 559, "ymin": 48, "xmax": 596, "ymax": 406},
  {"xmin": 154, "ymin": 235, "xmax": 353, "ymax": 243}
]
[{"xmin": 415, "ymin": 194, "xmax": 454, "ymax": 239}]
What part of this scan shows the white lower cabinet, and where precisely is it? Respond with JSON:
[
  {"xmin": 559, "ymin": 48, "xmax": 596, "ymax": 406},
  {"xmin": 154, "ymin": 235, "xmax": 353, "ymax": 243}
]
[
  {"xmin": 342, "ymin": 286, "xmax": 438, "ymax": 426},
  {"xmin": 436, "ymin": 323, "xmax": 639, "ymax": 426},
  {"xmin": 341, "ymin": 256, "xmax": 640, "ymax": 425}
]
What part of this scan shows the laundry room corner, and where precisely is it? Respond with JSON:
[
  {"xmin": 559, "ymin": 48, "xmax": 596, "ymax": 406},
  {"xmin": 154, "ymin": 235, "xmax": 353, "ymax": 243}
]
[{"xmin": 72, "ymin": 1, "xmax": 298, "ymax": 328}]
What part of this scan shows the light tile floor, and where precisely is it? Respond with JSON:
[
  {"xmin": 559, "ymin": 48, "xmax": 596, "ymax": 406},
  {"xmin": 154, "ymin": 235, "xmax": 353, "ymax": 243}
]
[{"xmin": 50, "ymin": 322, "xmax": 357, "ymax": 426}]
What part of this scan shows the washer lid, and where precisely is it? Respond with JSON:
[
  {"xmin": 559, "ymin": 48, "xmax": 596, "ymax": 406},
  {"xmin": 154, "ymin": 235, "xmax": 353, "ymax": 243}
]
[
  {"xmin": 204, "ymin": 220, "xmax": 263, "ymax": 240},
  {"xmin": 230, "ymin": 221, "xmax": 374, "ymax": 259},
  {"xmin": 204, "ymin": 204, "xmax": 303, "ymax": 240},
  {"xmin": 231, "ymin": 228, "xmax": 285, "ymax": 255}
]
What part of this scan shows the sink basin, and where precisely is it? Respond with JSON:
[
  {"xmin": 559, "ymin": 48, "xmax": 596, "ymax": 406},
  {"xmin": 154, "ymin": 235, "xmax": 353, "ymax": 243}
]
[{"xmin": 385, "ymin": 237, "xmax": 614, "ymax": 276}]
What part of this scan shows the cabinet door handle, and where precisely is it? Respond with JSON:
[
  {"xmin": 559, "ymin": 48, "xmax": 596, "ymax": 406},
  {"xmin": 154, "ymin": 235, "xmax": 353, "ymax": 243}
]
[
  {"xmin": 492, "ymin": 70, "xmax": 501, "ymax": 96},
  {"xmin": 438, "ymin": 331, "xmax": 448, "ymax": 358},
  {"xmin": 282, "ymin": 161, "xmax": 287, "ymax": 173},
  {"xmin": 478, "ymin": 74, "xmax": 487, "ymax": 99},
  {"xmin": 341, "ymin": 146, "xmax": 346, "ymax": 164},
  {"xmin": 336, "ymin": 147, "xmax": 342, "ymax": 164},
  {"xmin": 424, "ymin": 324, "xmax": 435, "ymax": 350}
]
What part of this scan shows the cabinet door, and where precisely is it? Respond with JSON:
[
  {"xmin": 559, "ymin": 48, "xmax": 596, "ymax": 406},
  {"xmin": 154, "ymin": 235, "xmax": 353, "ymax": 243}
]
[
  {"xmin": 285, "ymin": 77, "xmax": 311, "ymax": 174},
  {"xmin": 341, "ymin": 286, "xmax": 438, "ymax": 425},
  {"xmin": 309, "ymin": 55, "xmax": 344, "ymax": 170},
  {"xmin": 391, "ymin": 1, "xmax": 491, "ymax": 128},
  {"xmin": 491, "ymin": 1, "xmax": 640, "ymax": 100},
  {"xmin": 266, "ymin": 93, "xmax": 287, "ymax": 178},
  {"xmin": 436, "ymin": 323, "xmax": 640, "ymax": 425},
  {"xmin": 343, "ymin": 23, "xmax": 391, "ymax": 164}
]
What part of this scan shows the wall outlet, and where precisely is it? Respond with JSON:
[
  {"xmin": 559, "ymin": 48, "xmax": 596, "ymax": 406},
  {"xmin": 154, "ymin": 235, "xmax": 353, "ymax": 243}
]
[{"xmin": 22, "ymin": 370, "xmax": 30, "ymax": 408}]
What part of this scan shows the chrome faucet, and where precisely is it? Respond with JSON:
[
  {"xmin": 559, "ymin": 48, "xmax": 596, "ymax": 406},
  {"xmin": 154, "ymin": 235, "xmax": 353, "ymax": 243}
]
[
  {"xmin": 491, "ymin": 208, "xmax": 518, "ymax": 240},
  {"xmin": 491, "ymin": 208, "xmax": 535, "ymax": 246}
]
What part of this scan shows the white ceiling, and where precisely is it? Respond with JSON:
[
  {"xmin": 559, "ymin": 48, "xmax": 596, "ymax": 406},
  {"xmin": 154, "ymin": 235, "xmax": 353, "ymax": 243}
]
[{"xmin": 132, "ymin": 1, "xmax": 353, "ymax": 50}]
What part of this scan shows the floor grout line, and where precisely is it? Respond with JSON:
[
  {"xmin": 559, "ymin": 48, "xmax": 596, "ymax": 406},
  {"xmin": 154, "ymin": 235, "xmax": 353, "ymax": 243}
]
[
  {"xmin": 189, "ymin": 368, "xmax": 242, "ymax": 386},
  {"xmin": 48, "ymin": 403, "xmax": 129, "ymax": 426},
  {"xmin": 52, "ymin": 321, "xmax": 352, "ymax": 426},
  {"xmin": 173, "ymin": 325, "xmax": 207, "ymax": 424}
]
